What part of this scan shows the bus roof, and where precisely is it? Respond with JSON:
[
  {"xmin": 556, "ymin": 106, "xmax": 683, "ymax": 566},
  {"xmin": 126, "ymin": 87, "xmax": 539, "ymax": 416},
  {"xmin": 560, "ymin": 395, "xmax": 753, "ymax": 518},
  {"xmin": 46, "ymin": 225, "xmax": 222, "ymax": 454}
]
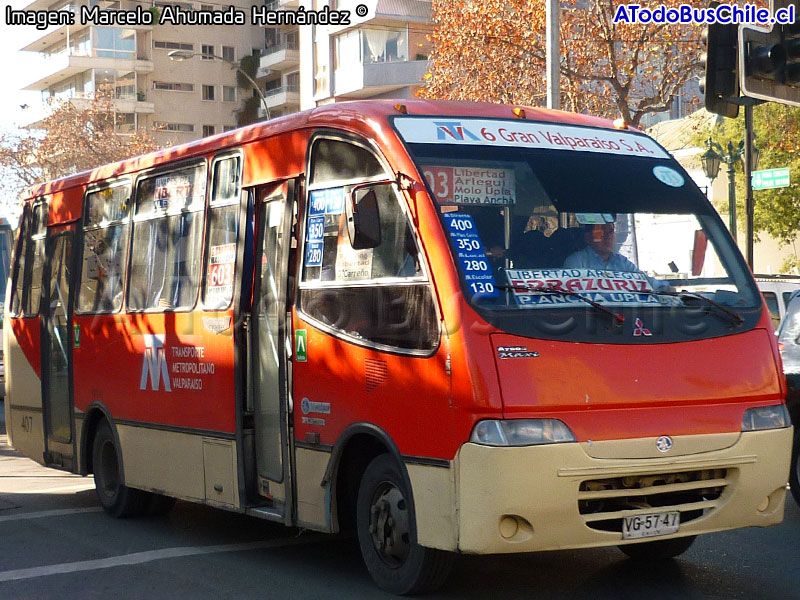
[{"xmin": 20, "ymin": 99, "xmax": 626, "ymax": 201}]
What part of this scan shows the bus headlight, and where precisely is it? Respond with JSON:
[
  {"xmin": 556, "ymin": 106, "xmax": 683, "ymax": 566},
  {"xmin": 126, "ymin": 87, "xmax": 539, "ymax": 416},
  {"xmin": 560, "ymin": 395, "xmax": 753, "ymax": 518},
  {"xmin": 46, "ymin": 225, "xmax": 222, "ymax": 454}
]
[
  {"xmin": 741, "ymin": 405, "xmax": 791, "ymax": 431},
  {"xmin": 470, "ymin": 419, "xmax": 576, "ymax": 446}
]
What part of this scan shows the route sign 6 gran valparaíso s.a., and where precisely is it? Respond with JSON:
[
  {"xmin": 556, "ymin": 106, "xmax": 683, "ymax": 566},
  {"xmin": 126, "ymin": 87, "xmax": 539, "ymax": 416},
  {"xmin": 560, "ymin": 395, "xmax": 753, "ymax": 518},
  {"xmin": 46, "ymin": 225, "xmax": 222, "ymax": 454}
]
[{"xmin": 752, "ymin": 167, "xmax": 790, "ymax": 190}]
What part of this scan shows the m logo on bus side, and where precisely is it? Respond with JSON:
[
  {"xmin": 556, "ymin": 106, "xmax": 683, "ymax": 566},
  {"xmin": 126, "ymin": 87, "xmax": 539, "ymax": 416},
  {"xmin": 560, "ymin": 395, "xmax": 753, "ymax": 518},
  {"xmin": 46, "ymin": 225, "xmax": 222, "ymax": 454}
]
[
  {"xmin": 140, "ymin": 335, "xmax": 172, "ymax": 392},
  {"xmin": 656, "ymin": 436, "xmax": 673, "ymax": 453}
]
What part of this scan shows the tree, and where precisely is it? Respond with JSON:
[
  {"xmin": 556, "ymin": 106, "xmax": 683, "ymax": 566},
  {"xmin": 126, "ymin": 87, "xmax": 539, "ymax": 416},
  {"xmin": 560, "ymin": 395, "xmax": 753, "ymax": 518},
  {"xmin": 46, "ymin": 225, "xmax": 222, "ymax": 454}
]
[
  {"xmin": 420, "ymin": 0, "xmax": 703, "ymax": 128},
  {"xmin": 235, "ymin": 54, "xmax": 263, "ymax": 127},
  {"xmin": 696, "ymin": 103, "xmax": 800, "ymax": 269},
  {"xmin": 0, "ymin": 88, "xmax": 159, "ymax": 206}
]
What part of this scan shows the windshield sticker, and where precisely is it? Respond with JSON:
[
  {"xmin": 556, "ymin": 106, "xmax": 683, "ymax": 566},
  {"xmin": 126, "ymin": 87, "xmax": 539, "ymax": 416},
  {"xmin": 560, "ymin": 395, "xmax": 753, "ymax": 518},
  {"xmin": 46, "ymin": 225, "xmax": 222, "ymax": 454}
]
[
  {"xmin": 309, "ymin": 187, "xmax": 345, "ymax": 216},
  {"xmin": 506, "ymin": 269, "xmax": 661, "ymax": 308},
  {"xmin": 395, "ymin": 117, "xmax": 670, "ymax": 159},
  {"xmin": 652, "ymin": 166, "xmax": 685, "ymax": 188},
  {"xmin": 421, "ymin": 165, "xmax": 516, "ymax": 205},
  {"xmin": 443, "ymin": 213, "xmax": 499, "ymax": 298}
]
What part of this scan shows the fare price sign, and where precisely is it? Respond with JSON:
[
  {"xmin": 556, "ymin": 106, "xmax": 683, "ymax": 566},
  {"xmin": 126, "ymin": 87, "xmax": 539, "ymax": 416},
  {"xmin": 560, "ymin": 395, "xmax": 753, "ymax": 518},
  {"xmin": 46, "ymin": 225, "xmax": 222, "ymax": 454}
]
[
  {"xmin": 206, "ymin": 243, "xmax": 236, "ymax": 308},
  {"xmin": 443, "ymin": 213, "xmax": 498, "ymax": 298}
]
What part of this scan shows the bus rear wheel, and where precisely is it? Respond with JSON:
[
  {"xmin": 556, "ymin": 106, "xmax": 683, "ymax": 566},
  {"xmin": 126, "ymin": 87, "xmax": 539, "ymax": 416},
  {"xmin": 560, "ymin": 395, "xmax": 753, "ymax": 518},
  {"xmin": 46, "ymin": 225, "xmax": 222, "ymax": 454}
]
[
  {"xmin": 92, "ymin": 421, "xmax": 147, "ymax": 518},
  {"xmin": 355, "ymin": 454, "xmax": 454, "ymax": 595},
  {"xmin": 618, "ymin": 535, "xmax": 696, "ymax": 560}
]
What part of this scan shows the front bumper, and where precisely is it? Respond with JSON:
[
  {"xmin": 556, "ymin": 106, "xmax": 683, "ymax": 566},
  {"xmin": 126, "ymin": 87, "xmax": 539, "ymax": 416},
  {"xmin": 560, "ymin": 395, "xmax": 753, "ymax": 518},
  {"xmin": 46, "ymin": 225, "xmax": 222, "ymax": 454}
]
[{"xmin": 454, "ymin": 428, "xmax": 792, "ymax": 554}]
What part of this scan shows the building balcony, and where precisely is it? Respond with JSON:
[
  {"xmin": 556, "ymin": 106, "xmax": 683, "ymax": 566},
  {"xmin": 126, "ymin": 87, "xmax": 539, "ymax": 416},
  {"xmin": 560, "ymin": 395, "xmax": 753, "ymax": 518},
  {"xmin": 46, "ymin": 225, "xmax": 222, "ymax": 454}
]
[
  {"xmin": 260, "ymin": 41, "xmax": 299, "ymax": 71},
  {"xmin": 22, "ymin": 53, "xmax": 153, "ymax": 91},
  {"xmin": 69, "ymin": 96, "xmax": 155, "ymax": 114},
  {"xmin": 19, "ymin": 95, "xmax": 154, "ymax": 128},
  {"xmin": 263, "ymin": 0, "xmax": 298, "ymax": 28},
  {"xmin": 333, "ymin": 59, "xmax": 428, "ymax": 98},
  {"xmin": 259, "ymin": 84, "xmax": 300, "ymax": 115}
]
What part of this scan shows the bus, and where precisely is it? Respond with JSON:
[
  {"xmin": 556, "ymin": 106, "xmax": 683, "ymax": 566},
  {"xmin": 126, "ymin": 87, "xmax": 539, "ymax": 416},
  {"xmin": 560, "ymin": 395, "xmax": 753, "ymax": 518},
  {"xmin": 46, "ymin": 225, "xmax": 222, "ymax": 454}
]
[
  {"xmin": 0, "ymin": 216, "xmax": 15, "ymax": 397},
  {"xmin": 3, "ymin": 100, "xmax": 792, "ymax": 594}
]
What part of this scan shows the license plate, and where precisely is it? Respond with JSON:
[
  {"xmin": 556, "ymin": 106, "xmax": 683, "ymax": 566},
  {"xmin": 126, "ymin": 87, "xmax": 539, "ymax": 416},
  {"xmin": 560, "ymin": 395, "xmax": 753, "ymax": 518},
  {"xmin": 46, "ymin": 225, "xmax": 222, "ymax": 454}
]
[{"xmin": 621, "ymin": 511, "xmax": 680, "ymax": 540}]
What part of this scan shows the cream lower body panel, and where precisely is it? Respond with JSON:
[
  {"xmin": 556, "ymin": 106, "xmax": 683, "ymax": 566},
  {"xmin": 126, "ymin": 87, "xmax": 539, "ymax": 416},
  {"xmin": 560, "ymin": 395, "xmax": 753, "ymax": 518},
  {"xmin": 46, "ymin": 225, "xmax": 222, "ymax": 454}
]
[
  {"xmin": 452, "ymin": 428, "xmax": 792, "ymax": 555},
  {"xmin": 116, "ymin": 425, "xmax": 241, "ymax": 509}
]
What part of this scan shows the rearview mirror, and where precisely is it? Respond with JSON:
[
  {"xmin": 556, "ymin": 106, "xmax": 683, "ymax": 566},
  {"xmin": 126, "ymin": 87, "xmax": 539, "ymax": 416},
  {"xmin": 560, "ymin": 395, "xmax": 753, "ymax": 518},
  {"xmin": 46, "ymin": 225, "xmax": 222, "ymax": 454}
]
[{"xmin": 346, "ymin": 185, "xmax": 386, "ymax": 249}]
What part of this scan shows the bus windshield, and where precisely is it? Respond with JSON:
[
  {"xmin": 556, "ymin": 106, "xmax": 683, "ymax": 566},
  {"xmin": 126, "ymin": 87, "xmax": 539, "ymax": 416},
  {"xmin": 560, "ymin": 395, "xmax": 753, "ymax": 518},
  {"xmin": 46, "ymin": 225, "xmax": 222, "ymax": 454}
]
[{"xmin": 396, "ymin": 117, "xmax": 761, "ymax": 342}]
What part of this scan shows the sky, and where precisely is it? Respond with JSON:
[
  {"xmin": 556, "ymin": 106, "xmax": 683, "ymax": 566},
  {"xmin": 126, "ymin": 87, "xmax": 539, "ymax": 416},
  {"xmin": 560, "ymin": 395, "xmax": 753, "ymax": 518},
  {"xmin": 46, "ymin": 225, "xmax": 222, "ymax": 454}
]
[
  {"xmin": 1, "ymin": 1, "xmax": 55, "ymax": 216},
  {"xmin": 1, "ymin": 2, "xmax": 50, "ymax": 130}
]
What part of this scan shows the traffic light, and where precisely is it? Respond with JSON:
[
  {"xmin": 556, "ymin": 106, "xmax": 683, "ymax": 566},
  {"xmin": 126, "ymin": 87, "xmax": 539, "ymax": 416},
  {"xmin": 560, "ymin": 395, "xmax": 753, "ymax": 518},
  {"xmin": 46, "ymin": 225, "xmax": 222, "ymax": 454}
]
[
  {"xmin": 701, "ymin": 16, "xmax": 739, "ymax": 118},
  {"xmin": 739, "ymin": 21, "xmax": 800, "ymax": 107}
]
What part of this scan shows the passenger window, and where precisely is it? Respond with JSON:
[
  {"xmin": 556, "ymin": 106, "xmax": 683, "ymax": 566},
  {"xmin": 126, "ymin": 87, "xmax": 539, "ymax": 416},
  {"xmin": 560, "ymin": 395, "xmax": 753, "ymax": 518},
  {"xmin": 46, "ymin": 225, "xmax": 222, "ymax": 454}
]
[
  {"xmin": 13, "ymin": 201, "xmax": 47, "ymax": 317},
  {"xmin": 203, "ymin": 156, "xmax": 241, "ymax": 310},
  {"xmin": 299, "ymin": 138, "xmax": 438, "ymax": 353},
  {"xmin": 77, "ymin": 184, "xmax": 131, "ymax": 313},
  {"xmin": 128, "ymin": 163, "xmax": 206, "ymax": 311},
  {"xmin": 10, "ymin": 207, "xmax": 30, "ymax": 317}
]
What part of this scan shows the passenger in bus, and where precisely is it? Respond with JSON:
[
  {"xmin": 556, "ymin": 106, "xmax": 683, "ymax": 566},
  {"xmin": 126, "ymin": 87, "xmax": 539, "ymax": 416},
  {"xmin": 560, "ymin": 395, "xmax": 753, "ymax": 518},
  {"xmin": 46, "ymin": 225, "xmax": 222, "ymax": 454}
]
[{"xmin": 564, "ymin": 222, "xmax": 672, "ymax": 290}]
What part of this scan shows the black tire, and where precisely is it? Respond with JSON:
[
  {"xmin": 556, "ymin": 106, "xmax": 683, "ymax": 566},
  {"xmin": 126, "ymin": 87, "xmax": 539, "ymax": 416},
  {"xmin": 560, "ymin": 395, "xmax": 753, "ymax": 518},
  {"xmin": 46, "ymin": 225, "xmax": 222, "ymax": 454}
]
[
  {"xmin": 618, "ymin": 535, "xmax": 696, "ymax": 560},
  {"xmin": 356, "ymin": 454, "xmax": 455, "ymax": 595},
  {"xmin": 92, "ymin": 421, "xmax": 148, "ymax": 518},
  {"xmin": 790, "ymin": 426, "xmax": 800, "ymax": 507}
]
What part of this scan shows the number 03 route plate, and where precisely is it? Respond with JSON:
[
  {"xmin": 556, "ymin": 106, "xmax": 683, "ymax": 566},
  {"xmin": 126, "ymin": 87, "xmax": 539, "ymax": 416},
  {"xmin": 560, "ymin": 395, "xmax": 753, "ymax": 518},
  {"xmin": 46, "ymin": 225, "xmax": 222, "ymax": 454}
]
[{"xmin": 622, "ymin": 511, "xmax": 680, "ymax": 540}]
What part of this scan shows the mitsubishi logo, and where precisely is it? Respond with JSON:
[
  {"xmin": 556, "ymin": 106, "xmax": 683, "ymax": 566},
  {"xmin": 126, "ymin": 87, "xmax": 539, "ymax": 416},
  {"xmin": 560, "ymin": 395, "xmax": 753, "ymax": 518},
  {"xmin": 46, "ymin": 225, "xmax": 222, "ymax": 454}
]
[
  {"xmin": 656, "ymin": 436, "xmax": 673, "ymax": 453},
  {"xmin": 633, "ymin": 317, "xmax": 652, "ymax": 337}
]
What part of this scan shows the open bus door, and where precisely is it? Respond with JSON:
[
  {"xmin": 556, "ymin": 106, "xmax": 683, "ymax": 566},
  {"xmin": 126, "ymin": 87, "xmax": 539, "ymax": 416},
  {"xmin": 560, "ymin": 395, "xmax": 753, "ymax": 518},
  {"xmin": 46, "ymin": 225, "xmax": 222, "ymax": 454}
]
[
  {"xmin": 41, "ymin": 224, "xmax": 77, "ymax": 470},
  {"xmin": 247, "ymin": 180, "xmax": 296, "ymax": 522}
]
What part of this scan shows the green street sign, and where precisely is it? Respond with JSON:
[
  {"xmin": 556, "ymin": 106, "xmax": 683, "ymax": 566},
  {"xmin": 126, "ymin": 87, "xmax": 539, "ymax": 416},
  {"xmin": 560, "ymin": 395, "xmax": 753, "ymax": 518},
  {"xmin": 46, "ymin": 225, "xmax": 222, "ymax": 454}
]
[{"xmin": 752, "ymin": 167, "xmax": 790, "ymax": 190}]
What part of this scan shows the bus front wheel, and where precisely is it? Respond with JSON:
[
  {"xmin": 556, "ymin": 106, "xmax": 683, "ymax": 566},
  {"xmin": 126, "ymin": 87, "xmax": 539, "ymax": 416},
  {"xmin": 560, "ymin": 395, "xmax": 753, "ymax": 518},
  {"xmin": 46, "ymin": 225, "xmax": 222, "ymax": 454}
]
[
  {"xmin": 355, "ymin": 454, "xmax": 454, "ymax": 595},
  {"xmin": 92, "ymin": 421, "xmax": 147, "ymax": 518}
]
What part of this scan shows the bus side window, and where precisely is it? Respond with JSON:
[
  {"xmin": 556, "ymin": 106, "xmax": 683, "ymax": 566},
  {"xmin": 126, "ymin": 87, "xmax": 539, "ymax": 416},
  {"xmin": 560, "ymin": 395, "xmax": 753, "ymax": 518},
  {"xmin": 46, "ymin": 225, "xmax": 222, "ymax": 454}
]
[
  {"xmin": 128, "ymin": 163, "xmax": 207, "ymax": 311},
  {"xmin": 299, "ymin": 138, "xmax": 438, "ymax": 352},
  {"xmin": 13, "ymin": 201, "xmax": 47, "ymax": 318},
  {"xmin": 10, "ymin": 207, "xmax": 30, "ymax": 317},
  {"xmin": 77, "ymin": 184, "xmax": 131, "ymax": 313},
  {"xmin": 203, "ymin": 156, "xmax": 241, "ymax": 311}
]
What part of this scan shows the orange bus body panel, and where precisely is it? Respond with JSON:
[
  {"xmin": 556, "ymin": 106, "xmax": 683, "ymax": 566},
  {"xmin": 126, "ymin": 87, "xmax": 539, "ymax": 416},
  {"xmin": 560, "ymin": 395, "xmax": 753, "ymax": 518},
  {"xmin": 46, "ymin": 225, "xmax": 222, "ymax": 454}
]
[{"xmin": 72, "ymin": 311, "xmax": 237, "ymax": 433}]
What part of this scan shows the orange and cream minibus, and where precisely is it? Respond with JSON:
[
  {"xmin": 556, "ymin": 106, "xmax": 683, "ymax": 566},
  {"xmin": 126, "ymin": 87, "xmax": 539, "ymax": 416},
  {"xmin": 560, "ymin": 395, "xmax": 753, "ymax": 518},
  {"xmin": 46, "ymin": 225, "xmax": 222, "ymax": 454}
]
[{"xmin": 3, "ymin": 100, "xmax": 792, "ymax": 594}]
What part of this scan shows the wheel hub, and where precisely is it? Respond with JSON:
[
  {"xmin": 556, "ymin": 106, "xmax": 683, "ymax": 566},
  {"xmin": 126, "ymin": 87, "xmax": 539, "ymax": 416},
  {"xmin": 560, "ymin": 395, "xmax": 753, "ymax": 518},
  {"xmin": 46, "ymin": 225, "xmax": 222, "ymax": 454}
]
[{"xmin": 368, "ymin": 483, "xmax": 410, "ymax": 566}]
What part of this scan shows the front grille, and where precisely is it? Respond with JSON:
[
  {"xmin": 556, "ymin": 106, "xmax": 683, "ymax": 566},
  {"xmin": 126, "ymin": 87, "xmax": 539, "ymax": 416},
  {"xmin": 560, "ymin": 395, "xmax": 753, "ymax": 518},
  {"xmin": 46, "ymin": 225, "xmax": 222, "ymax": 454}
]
[{"xmin": 578, "ymin": 468, "xmax": 729, "ymax": 532}]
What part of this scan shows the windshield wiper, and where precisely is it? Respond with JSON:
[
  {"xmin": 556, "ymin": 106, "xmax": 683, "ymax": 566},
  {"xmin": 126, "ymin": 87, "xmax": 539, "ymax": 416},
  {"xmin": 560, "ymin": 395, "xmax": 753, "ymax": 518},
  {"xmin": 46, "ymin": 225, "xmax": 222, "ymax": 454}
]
[
  {"xmin": 496, "ymin": 284, "xmax": 625, "ymax": 324},
  {"xmin": 649, "ymin": 290, "xmax": 745, "ymax": 326}
]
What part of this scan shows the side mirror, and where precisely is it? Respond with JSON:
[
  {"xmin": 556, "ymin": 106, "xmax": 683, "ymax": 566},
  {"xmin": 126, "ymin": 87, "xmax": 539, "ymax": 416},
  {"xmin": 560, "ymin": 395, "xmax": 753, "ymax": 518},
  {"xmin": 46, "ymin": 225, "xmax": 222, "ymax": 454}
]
[{"xmin": 346, "ymin": 185, "xmax": 384, "ymax": 249}]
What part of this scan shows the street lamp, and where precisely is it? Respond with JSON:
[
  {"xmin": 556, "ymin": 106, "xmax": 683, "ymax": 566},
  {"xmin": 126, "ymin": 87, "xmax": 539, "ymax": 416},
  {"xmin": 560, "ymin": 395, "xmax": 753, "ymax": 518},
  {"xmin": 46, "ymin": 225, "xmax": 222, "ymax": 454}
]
[
  {"xmin": 701, "ymin": 136, "xmax": 760, "ymax": 244},
  {"xmin": 167, "ymin": 49, "xmax": 270, "ymax": 121}
]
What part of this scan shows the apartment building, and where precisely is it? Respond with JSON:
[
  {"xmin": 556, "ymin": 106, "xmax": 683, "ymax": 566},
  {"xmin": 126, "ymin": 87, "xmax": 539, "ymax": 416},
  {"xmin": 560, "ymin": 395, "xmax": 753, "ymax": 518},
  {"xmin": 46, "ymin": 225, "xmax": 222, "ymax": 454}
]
[
  {"xmin": 258, "ymin": 0, "xmax": 433, "ymax": 118},
  {"xmin": 20, "ymin": 0, "xmax": 265, "ymax": 145}
]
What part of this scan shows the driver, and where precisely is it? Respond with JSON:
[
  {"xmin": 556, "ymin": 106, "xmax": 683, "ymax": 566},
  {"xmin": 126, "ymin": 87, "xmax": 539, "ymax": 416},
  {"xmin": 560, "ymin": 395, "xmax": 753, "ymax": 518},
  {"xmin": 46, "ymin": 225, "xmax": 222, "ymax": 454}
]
[{"xmin": 564, "ymin": 222, "xmax": 672, "ymax": 291}]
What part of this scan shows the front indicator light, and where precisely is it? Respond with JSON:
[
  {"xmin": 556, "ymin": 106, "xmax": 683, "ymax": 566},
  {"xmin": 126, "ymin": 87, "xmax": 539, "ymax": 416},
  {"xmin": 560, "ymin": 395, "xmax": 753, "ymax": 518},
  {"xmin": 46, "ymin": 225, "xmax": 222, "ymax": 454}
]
[
  {"xmin": 470, "ymin": 419, "xmax": 576, "ymax": 446},
  {"xmin": 741, "ymin": 405, "xmax": 791, "ymax": 431}
]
